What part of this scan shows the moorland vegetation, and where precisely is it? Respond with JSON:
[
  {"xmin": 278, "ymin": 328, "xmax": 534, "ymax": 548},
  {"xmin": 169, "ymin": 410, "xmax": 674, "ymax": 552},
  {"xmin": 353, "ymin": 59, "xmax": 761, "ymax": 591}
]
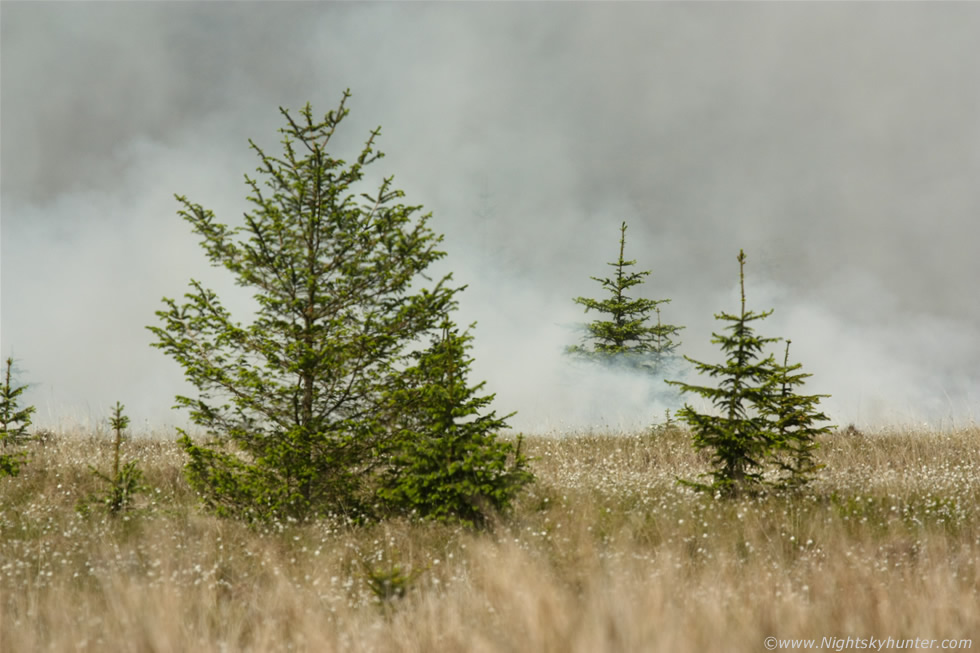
[
  {"xmin": 3, "ymin": 93, "xmax": 976, "ymax": 650},
  {"xmin": 1, "ymin": 425, "xmax": 978, "ymax": 651}
]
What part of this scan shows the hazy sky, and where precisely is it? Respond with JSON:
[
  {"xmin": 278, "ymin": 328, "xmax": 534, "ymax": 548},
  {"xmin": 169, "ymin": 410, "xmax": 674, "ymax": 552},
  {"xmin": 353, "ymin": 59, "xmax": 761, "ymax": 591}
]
[{"xmin": 3, "ymin": 2, "xmax": 979, "ymax": 433}]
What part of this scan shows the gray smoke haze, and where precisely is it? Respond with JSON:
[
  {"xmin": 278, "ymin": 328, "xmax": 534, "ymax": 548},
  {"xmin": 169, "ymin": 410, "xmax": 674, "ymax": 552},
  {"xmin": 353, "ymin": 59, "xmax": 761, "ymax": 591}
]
[{"xmin": 2, "ymin": 3, "xmax": 979, "ymax": 433}]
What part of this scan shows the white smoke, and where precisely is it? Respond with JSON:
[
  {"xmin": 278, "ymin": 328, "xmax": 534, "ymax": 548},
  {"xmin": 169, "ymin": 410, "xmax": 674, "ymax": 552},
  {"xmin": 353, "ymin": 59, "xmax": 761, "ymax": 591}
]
[{"xmin": 2, "ymin": 3, "xmax": 978, "ymax": 433}]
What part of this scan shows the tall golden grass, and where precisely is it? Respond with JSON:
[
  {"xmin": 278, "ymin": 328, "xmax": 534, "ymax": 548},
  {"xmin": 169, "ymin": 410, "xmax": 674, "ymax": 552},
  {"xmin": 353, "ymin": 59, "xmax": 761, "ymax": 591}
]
[{"xmin": 2, "ymin": 425, "xmax": 978, "ymax": 652}]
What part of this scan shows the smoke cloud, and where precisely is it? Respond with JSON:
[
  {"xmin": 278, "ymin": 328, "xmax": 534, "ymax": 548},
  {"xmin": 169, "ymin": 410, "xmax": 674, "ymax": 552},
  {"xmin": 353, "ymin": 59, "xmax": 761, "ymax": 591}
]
[{"xmin": 3, "ymin": 3, "xmax": 978, "ymax": 433}]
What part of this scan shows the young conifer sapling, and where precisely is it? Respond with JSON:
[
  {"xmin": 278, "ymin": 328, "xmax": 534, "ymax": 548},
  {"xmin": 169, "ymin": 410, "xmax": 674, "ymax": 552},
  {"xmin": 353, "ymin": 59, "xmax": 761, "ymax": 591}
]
[
  {"xmin": 766, "ymin": 340, "xmax": 832, "ymax": 489},
  {"xmin": 81, "ymin": 402, "xmax": 147, "ymax": 515},
  {"xmin": 0, "ymin": 357, "xmax": 35, "ymax": 477},
  {"xmin": 377, "ymin": 319, "xmax": 532, "ymax": 527},
  {"xmin": 568, "ymin": 221, "xmax": 682, "ymax": 373},
  {"xmin": 667, "ymin": 250, "xmax": 784, "ymax": 495}
]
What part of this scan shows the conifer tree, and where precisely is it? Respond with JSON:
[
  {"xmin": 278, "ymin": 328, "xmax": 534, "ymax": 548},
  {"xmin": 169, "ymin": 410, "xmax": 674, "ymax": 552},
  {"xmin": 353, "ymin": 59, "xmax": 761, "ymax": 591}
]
[
  {"xmin": 148, "ymin": 91, "xmax": 463, "ymax": 522},
  {"xmin": 667, "ymin": 250, "xmax": 783, "ymax": 495},
  {"xmin": 668, "ymin": 251, "xmax": 831, "ymax": 495},
  {"xmin": 766, "ymin": 340, "xmax": 832, "ymax": 489},
  {"xmin": 79, "ymin": 402, "xmax": 148, "ymax": 515},
  {"xmin": 377, "ymin": 320, "xmax": 532, "ymax": 527},
  {"xmin": 0, "ymin": 357, "xmax": 35, "ymax": 477},
  {"xmin": 568, "ymin": 221, "xmax": 682, "ymax": 372}
]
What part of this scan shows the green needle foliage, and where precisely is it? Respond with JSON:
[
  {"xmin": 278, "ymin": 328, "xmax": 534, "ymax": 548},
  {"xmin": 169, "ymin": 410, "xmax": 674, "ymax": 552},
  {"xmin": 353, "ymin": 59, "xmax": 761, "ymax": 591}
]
[
  {"xmin": 148, "ymin": 91, "xmax": 461, "ymax": 523},
  {"xmin": 0, "ymin": 357, "xmax": 35, "ymax": 477},
  {"xmin": 568, "ymin": 221, "xmax": 682, "ymax": 372},
  {"xmin": 79, "ymin": 402, "xmax": 148, "ymax": 516},
  {"xmin": 361, "ymin": 557, "xmax": 425, "ymax": 609},
  {"xmin": 768, "ymin": 340, "xmax": 832, "ymax": 489},
  {"xmin": 668, "ymin": 250, "xmax": 810, "ymax": 495},
  {"xmin": 378, "ymin": 320, "xmax": 532, "ymax": 528}
]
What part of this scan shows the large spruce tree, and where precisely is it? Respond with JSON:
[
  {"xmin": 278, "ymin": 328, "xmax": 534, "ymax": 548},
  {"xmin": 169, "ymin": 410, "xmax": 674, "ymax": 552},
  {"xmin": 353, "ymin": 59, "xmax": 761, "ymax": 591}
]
[
  {"xmin": 568, "ymin": 221, "xmax": 682, "ymax": 372},
  {"xmin": 149, "ymin": 92, "xmax": 472, "ymax": 522}
]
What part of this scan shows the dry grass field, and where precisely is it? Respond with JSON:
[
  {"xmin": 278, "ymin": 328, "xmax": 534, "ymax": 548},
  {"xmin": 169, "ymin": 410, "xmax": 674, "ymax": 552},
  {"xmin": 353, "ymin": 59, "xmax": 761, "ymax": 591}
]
[{"xmin": 2, "ymin": 425, "xmax": 978, "ymax": 652}]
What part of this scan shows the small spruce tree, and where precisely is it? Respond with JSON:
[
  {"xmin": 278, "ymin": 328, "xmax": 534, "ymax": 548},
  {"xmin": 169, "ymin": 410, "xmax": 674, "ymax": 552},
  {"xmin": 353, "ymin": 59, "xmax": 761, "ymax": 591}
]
[
  {"xmin": 667, "ymin": 250, "xmax": 783, "ymax": 495},
  {"xmin": 568, "ymin": 221, "xmax": 682, "ymax": 372},
  {"xmin": 766, "ymin": 340, "xmax": 832, "ymax": 489},
  {"xmin": 80, "ymin": 402, "xmax": 148, "ymax": 515},
  {"xmin": 378, "ymin": 320, "xmax": 532, "ymax": 527},
  {"xmin": 0, "ymin": 357, "xmax": 35, "ymax": 477}
]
